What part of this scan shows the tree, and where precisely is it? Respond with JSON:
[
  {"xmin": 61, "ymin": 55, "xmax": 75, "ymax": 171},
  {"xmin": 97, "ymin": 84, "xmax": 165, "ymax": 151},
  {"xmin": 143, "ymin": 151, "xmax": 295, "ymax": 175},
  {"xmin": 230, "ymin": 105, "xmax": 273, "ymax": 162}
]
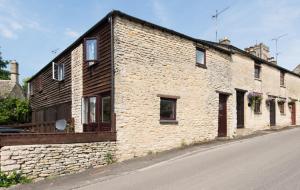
[
  {"xmin": 22, "ymin": 77, "xmax": 31, "ymax": 97},
  {"xmin": 0, "ymin": 48, "xmax": 10, "ymax": 80},
  {"xmin": 0, "ymin": 97, "xmax": 31, "ymax": 124}
]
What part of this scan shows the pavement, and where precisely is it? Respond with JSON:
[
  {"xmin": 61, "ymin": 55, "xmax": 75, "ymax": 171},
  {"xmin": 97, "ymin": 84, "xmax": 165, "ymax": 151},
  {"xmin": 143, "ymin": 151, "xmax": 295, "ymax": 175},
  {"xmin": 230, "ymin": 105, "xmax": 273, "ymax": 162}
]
[{"xmin": 9, "ymin": 126, "xmax": 300, "ymax": 190}]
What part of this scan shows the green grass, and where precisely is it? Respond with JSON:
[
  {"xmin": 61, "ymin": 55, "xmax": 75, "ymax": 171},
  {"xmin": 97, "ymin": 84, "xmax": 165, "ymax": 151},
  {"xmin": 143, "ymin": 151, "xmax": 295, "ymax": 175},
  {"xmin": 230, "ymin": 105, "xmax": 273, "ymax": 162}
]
[{"xmin": 0, "ymin": 170, "xmax": 31, "ymax": 187}]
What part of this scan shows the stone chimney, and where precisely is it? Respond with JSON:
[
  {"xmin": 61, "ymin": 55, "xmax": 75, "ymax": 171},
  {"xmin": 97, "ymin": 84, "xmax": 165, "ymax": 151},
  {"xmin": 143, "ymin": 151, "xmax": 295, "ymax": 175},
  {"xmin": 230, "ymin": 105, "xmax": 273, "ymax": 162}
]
[
  {"xmin": 245, "ymin": 43, "xmax": 271, "ymax": 62},
  {"xmin": 219, "ymin": 37, "xmax": 231, "ymax": 45},
  {"xmin": 294, "ymin": 64, "xmax": 300, "ymax": 74},
  {"xmin": 10, "ymin": 60, "xmax": 19, "ymax": 84}
]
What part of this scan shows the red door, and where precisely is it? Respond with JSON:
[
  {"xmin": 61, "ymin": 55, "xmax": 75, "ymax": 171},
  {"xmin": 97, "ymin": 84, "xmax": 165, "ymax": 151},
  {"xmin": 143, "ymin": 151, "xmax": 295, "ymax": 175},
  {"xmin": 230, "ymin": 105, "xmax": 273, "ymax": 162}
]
[
  {"xmin": 218, "ymin": 94, "xmax": 228, "ymax": 137},
  {"xmin": 291, "ymin": 103, "xmax": 296, "ymax": 125}
]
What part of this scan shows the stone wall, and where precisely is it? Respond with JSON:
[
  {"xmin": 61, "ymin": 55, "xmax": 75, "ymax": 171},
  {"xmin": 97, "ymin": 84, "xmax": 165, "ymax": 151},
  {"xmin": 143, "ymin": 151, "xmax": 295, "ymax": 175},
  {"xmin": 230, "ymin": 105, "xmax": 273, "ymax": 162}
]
[
  {"xmin": 0, "ymin": 142, "xmax": 116, "ymax": 180},
  {"xmin": 231, "ymin": 53, "xmax": 300, "ymax": 133},
  {"xmin": 71, "ymin": 44, "xmax": 83, "ymax": 132},
  {"xmin": 113, "ymin": 16, "xmax": 233, "ymax": 161}
]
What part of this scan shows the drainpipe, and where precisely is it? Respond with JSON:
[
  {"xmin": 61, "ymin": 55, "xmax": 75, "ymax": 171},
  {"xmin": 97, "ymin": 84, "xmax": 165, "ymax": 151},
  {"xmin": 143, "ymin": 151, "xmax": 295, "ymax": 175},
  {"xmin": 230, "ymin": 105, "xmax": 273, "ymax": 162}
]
[{"xmin": 109, "ymin": 14, "xmax": 116, "ymax": 133}]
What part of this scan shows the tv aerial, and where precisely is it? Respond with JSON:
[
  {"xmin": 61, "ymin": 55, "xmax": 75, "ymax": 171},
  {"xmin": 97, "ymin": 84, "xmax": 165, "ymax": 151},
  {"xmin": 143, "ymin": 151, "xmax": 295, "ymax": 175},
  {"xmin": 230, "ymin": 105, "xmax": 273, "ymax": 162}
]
[
  {"xmin": 271, "ymin": 34, "xmax": 287, "ymax": 61},
  {"xmin": 212, "ymin": 6, "xmax": 230, "ymax": 42},
  {"xmin": 51, "ymin": 48, "xmax": 59, "ymax": 55}
]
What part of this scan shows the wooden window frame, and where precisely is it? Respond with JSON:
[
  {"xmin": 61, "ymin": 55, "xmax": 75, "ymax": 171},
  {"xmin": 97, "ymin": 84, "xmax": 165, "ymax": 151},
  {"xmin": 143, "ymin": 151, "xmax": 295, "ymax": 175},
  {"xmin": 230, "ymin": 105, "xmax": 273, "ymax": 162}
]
[
  {"xmin": 278, "ymin": 102, "xmax": 285, "ymax": 115},
  {"xmin": 84, "ymin": 37, "xmax": 98, "ymax": 67},
  {"xmin": 52, "ymin": 62, "xmax": 65, "ymax": 81},
  {"xmin": 159, "ymin": 96, "xmax": 178, "ymax": 124},
  {"xmin": 196, "ymin": 47, "xmax": 207, "ymax": 69},
  {"xmin": 254, "ymin": 64, "xmax": 261, "ymax": 80},
  {"xmin": 254, "ymin": 99, "xmax": 261, "ymax": 114}
]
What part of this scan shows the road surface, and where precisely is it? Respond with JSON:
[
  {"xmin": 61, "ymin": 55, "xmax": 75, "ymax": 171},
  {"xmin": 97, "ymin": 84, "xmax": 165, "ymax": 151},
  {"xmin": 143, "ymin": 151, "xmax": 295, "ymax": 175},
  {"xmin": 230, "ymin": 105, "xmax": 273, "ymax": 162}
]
[{"xmin": 80, "ymin": 128, "xmax": 300, "ymax": 190}]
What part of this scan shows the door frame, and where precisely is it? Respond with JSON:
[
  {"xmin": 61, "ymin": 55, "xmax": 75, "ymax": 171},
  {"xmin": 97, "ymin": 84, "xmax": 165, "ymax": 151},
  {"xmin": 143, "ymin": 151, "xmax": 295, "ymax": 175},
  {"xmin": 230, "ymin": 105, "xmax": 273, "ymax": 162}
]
[
  {"xmin": 217, "ymin": 91, "xmax": 231, "ymax": 137},
  {"xmin": 236, "ymin": 89, "xmax": 247, "ymax": 129},
  {"xmin": 290, "ymin": 102, "xmax": 296, "ymax": 125},
  {"xmin": 269, "ymin": 99, "xmax": 276, "ymax": 126}
]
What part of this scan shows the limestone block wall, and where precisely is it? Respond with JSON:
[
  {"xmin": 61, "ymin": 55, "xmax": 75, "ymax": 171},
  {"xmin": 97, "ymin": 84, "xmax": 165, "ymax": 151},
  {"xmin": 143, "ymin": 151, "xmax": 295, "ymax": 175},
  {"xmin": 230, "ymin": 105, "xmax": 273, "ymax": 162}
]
[
  {"xmin": 232, "ymin": 53, "xmax": 300, "ymax": 130},
  {"xmin": 113, "ymin": 16, "xmax": 233, "ymax": 161},
  {"xmin": 71, "ymin": 44, "xmax": 83, "ymax": 132},
  {"xmin": 0, "ymin": 142, "xmax": 116, "ymax": 180}
]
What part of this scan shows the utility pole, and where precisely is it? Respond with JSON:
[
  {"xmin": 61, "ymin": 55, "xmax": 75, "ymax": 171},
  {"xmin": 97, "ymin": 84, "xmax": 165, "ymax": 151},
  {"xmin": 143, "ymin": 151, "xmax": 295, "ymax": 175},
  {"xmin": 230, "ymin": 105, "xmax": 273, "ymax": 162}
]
[
  {"xmin": 212, "ymin": 6, "xmax": 230, "ymax": 42},
  {"xmin": 271, "ymin": 34, "xmax": 287, "ymax": 61}
]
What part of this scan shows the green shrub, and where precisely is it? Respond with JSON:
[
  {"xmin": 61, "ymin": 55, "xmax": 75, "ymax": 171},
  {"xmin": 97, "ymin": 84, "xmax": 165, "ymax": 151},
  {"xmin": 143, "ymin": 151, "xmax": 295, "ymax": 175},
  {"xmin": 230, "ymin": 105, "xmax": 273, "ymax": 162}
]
[
  {"xmin": 104, "ymin": 152, "xmax": 115, "ymax": 164},
  {"xmin": 0, "ymin": 171, "xmax": 31, "ymax": 187},
  {"xmin": 0, "ymin": 97, "xmax": 31, "ymax": 125}
]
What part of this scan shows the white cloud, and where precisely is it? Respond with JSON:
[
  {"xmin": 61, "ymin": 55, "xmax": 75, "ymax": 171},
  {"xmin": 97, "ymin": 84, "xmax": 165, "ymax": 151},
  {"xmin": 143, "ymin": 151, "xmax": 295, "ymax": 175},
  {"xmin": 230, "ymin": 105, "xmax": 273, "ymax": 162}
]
[
  {"xmin": 0, "ymin": 0, "xmax": 46, "ymax": 39},
  {"xmin": 65, "ymin": 28, "xmax": 79, "ymax": 38}
]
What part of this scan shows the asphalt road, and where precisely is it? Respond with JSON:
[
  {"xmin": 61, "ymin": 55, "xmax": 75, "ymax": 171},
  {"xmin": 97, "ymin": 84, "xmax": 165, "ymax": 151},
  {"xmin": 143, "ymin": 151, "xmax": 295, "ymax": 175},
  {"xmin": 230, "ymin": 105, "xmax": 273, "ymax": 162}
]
[{"xmin": 80, "ymin": 128, "xmax": 300, "ymax": 190}]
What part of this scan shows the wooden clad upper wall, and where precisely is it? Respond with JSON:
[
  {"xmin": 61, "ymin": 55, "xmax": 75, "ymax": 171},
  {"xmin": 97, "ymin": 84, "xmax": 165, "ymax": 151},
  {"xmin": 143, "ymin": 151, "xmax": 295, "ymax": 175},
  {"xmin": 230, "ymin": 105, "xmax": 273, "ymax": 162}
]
[
  {"xmin": 30, "ymin": 53, "xmax": 72, "ymax": 110},
  {"xmin": 83, "ymin": 21, "xmax": 112, "ymax": 96}
]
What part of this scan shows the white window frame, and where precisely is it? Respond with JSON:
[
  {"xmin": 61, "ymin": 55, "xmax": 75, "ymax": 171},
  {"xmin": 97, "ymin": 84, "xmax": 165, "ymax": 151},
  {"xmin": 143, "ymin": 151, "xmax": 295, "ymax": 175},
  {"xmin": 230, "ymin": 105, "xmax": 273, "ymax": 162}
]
[{"xmin": 52, "ymin": 62, "xmax": 65, "ymax": 81}]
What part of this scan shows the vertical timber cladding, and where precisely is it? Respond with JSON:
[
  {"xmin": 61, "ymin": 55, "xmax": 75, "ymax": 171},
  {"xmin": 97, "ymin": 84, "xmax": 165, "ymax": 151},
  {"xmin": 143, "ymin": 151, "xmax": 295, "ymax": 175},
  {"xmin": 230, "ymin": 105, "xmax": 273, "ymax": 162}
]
[
  {"xmin": 82, "ymin": 19, "xmax": 112, "ymax": 131},
  {"xmin": 30, "ymin": 52, "xmax": 72, "ymax": 123}
]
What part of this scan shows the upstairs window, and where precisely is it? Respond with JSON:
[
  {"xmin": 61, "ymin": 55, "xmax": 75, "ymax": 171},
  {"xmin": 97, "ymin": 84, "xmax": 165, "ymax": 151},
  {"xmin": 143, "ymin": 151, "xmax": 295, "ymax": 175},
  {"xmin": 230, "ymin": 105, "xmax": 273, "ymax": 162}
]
[
  {"xmin": 85, "ymin": 38, "xmax": 97, "ymax": 66},
  {"xmin": 254, "ymin": 65, "xmax": 261, "ymax": 79},
  {"xmin": 28, "ymin": 82, "xmax": 33, "ymax": 96},
  {"xmin": 196, "ymin": 48, "xmax": 206, "ymax": 67},
  {"xmin": 280, "ymin": 71, "xmax": 285, "ymax": 87},
  {"xmin": 52, "ymin": 62, "xmax": 65, "ymax": 81},
  {"xmin": 278, "ymin": 102, "xmax": 285, "ymax": 114}
]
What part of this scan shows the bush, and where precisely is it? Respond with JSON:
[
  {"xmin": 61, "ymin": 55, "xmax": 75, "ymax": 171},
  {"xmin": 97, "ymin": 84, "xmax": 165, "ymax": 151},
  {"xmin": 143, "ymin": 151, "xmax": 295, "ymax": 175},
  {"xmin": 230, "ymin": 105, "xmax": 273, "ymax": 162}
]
[
  {"xmin": 0, "ymin": 97, "xmax": 31, "ymax": 125},
  {"xmin": 0, "ymin": 171, "xmax": 31, "ymax": 187},
  {"xmin": 104, "ymin": 152, "xmax": 115, "ymax": 164}
]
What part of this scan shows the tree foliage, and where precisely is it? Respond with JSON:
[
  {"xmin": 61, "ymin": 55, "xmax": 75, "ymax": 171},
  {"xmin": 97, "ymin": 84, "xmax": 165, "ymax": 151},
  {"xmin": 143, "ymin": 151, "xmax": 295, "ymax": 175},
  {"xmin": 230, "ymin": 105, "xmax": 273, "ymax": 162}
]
[
  {"xmin": 22, "ymin": 77, "xmax": 31, "ymax": 97},
  {"xmin": 0, "ymin": 97, "xmax": 31, "ymax": 125},
  {"xmin": 0, "ymin": 49, "xmax": 10, "ymax": 80}
]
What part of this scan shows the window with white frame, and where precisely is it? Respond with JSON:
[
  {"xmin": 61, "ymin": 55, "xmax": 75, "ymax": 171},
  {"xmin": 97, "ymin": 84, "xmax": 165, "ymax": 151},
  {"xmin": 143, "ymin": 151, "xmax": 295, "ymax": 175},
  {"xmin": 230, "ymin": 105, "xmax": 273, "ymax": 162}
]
[
  {"xmin": 82, "ymin": 97, "xmax": 97, "ymax": 124},
  {"xmin": 52, "ymin": 62, "xmax": 65, "ymax": 81}
]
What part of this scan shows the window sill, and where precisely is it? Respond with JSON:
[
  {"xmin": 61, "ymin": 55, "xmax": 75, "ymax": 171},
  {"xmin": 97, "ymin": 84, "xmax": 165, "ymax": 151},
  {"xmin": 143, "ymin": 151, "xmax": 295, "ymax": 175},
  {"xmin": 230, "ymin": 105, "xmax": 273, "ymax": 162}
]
[
  {"xmin": 160, "ymin": 120, "xmax": 178, "ymax": 124},
  {"xmin": 280, "ymin": 85, "xmax": 286, "ymax": 88},
  {"xmin": 280, "ymin": 113, "xmax": 286, "ymax": 116},
  {"xmin": 254, "ymin": 78, "xmax": 262, "ymax": 82},
  {"xmin": 254, "ymin": 112, "xmax": 262, "ymax": 115},
  {"xmin": 196, "ymin": 63, "xmax": 207, "ymax": 69}
]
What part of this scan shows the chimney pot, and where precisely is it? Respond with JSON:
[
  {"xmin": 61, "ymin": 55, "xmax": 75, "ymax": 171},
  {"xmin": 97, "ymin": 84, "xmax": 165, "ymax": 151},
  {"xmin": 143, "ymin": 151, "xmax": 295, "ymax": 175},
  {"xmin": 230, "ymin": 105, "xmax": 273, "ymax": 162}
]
[
  {"xmin": 10, "ymin": 60, "xmax": 19, "ymax": 84},
  {"xmin": 219, "ymin": 37, "xmax": 231, "ymax": 45}
]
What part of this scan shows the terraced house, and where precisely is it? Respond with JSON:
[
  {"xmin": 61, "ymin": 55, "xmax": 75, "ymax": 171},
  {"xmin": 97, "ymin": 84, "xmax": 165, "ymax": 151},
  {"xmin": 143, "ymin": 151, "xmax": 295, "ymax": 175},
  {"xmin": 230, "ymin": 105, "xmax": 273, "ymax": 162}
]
[{"xmin": 28, "ymin": 10, "xmax": 300, "ymax": 160}]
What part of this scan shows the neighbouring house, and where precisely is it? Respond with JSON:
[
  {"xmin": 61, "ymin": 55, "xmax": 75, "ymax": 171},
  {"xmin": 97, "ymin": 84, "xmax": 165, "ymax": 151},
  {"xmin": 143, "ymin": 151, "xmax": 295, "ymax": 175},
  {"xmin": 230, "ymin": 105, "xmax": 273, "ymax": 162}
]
[
  {"xmin": 26, "ymin": 10, "xmax": 300, "ymax": 161},
  {"xmin": 0, "ymin": 60, "xmax": 25, "ymax": 99}
]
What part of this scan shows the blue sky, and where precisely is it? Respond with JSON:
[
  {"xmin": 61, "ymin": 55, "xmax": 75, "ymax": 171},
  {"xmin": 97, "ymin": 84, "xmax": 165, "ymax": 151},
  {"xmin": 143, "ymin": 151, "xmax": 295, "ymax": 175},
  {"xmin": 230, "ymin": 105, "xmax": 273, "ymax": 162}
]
[{"xmin": 1, "ymin": 0, "xmax": 300, "ymax": 83}]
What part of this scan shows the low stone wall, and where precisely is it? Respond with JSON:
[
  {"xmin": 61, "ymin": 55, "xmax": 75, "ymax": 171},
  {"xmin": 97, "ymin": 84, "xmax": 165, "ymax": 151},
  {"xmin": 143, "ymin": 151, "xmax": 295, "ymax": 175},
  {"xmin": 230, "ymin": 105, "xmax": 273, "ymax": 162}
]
[{"xmin": 0, "ymin": 142, "xmax": 116, "ymax": 180}]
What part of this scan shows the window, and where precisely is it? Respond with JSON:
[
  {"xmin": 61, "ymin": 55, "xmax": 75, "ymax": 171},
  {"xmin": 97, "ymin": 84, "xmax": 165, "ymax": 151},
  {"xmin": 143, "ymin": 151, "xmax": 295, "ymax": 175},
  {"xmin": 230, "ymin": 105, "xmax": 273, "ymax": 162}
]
[
  {"xmin": 254, "ymin": 99, "xmax": 261, "ymax": 114},
  {"xmin": 160, "ymin": 98, "xmax": 176, "ymax": 121},
  {"xmin": 278, "ymin": 102, "xmax": 285, "ymax": 114},
  {"xmin": 82, "ymin": 97, "xmax": 97, "ymax": 124},
  {"xmin": 196, "ymin": 48, "xmax": 206, "ymax": 66},
  {"xmin": 280, "ymin": 71, "xmax": 285, "ymax": 86},
  {"xmin": 28, "ymin": 82, "xmax": 33, "ymax": 96},
  {"xmin": 89, "ymin": 97, "xmax": 97, "ymax": 123},
  {"xmin": 82, "ymin": 95, "xmax": 111, "ymax": 124},
  {"xmin": 102, "ymin": 96, "xmax": 111, "ymax": 123},
  {"xmin": 85, "ymin": 38, "xmax": 97, "ymax": 66},
  {"xmin": 254, "ymin": 65, "xmax": 261, "ymax": 79},
  {"xmin": 52, "ymin": 62, "xmax": 65, "ymax": 81}
]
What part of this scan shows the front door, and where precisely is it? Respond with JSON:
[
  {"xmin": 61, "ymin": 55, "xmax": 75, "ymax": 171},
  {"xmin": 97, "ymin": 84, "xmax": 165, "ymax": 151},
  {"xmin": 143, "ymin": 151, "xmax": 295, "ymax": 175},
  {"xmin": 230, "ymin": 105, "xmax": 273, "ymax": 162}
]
[
  {"xmin": 270, "ymin": 100, "xmax": 276, "ymax": 126},
  {"xmin": 291, "ymin": 103, "xmax": 296, "ymax": 125},
  {"xmin": 236, "ymin": 91, "xmax": 245, "ymax": 128},
  {"xmin": 218, "ymin": 94, "xmax": 228, "ymax": 137}
]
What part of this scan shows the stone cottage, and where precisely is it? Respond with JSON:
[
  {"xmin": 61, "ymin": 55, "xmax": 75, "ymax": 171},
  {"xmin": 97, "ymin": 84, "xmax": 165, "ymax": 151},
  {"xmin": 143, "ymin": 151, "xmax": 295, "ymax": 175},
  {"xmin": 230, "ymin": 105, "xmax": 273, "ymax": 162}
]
[
  {"xmin": 26, "ymin": 10, "xmax": 300, "ymax": 161},
  {"xmin": 0, "ymin": 60, "xmax": 25, "ymax": 100}
]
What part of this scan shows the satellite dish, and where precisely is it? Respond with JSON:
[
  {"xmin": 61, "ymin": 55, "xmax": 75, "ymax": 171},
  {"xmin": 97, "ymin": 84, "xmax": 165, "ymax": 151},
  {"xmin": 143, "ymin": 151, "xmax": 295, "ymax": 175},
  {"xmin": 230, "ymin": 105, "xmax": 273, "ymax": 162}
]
[{"xmin": 55, "ymin": 119, "xmax": 67, "ymax": 131}]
